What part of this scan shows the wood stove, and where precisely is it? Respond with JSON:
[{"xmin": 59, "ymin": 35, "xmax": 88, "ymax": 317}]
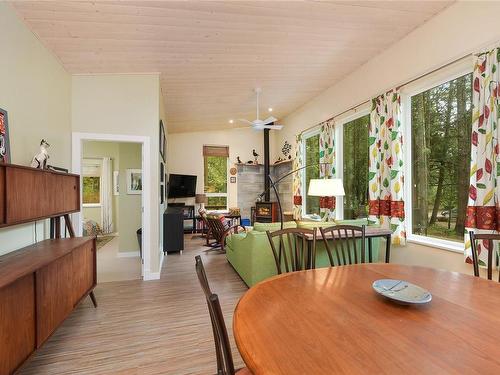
[{"xmin": 254, "ymin": 201, "xmax": 279, "ymax": 223}]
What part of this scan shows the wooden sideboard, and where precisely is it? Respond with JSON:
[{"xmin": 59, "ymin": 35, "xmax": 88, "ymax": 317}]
[
  {"xmin": 0, "ymin": 164, "xmax": 96, "ymax": 374},
  {"xmin": 0, "ymin": 238, "xmax": 96, "ymax": 374},
  {"xmin": 0, "ymin": 164, "xmax": 80, "ymax": 227}
]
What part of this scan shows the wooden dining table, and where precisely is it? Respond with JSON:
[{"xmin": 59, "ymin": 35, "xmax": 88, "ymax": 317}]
[{"xmin": 233, "ymin": 264, "xmax": 500, "ymax": 374}]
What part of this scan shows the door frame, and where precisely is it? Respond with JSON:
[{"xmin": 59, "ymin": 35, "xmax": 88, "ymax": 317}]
[{"xmin": 72, "ymin": 132, "xmax": 151, "ymax": 279}]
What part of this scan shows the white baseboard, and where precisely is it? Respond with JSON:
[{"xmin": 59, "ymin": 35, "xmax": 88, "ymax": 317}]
[
  {"xmin": 116, "ymin": 251, "xmax": 140, "ymax": 258},
  {"xmin": 143, "ymin": 252, "xmax": 165, "ymax": 280}
]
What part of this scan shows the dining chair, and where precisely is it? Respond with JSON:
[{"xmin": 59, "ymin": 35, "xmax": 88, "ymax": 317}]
[
  {"xmin": 195, "ymin": 256, "xmax": 252, "ymax": 375},
  {"xmin": 468, "ymin": 231, "xmax": 500, "ymax": 282},
  {"xmin": 319, "ymin": 225, "xmax": 367, "ymax": 266},
  {"xmin": 265, "ymin": 228, "xmax": 317, "ymax": 274}
]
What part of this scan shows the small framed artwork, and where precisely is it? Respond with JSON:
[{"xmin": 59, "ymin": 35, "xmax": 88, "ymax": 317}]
[
  {"xmin": 230, "ymin": 176, "xmax": 236, "ymax": 183},
  {"xmin": 126, "ymin": 169, "xmax": 142, "ymax": 194},
  {"xmin": 113, "ymin": 171, "xmax": 119, "ymax": 196},
  {"xmin": 0, "ymin": 108, "xmax": 11, "ymax": 163},
  {"xmin": 159, "ymin": 120, "xmax": 166, "ymax": 162}
]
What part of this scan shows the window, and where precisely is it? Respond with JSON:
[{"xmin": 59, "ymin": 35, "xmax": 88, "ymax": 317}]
[
  {"xmin": 303, "ymin": 132, "xmax": 320, "ymax": 216},
  {"xmin": 342, "ymin": 114, "xmax": 369, "ymax": 219},
  {"xmin": 203, "ymin": 146, "xmax": 229, "ymax": 210},
  {"xmin": 409, "ymin": 73, "xmax": 472, "ymax": 243},
  {"xmin": 82, "ymin": 159, "xmax": 101, "ymax": 206}
]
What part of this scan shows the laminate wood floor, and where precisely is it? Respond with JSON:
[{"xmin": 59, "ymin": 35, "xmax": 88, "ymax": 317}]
[{"xmin": 18, "ymin": 235, "xmax": 248, "ymax": 375}]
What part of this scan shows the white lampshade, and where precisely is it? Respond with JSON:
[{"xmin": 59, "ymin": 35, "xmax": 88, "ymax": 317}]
[{"xmin": 308, "ymin": 178, "xmax": 345, "ymax": 197}]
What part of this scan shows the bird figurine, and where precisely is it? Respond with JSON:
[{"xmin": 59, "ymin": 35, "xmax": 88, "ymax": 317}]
[
  {"xmin": 237, "ymin": 156, "xmax": 242, "ymax": 164},
  {"xmin": 253, "ymin": 149, "xmax": 259, "ymax": 164}
]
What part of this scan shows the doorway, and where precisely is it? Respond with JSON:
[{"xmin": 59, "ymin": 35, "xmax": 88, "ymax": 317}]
[{"xmin": 72, "ymin": 132, "xmax": 152, "ymax": 281}]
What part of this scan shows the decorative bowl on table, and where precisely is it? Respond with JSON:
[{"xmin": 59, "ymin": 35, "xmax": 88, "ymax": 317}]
[{"xmin": 372, "ymin": 279, "xmax": 432, "ymax": 305}]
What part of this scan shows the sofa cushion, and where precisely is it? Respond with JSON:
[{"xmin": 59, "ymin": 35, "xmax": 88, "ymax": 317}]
[{"xmin": 253, "ymin": 221, "xmax": 297, "ymax": 232}]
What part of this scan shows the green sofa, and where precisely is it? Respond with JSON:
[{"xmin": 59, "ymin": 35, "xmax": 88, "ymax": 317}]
[{"xmin": 225, "ymin": 219, "xmax": 380, "ymax": 287}]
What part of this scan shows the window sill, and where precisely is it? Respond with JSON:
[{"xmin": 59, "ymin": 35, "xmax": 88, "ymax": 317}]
[
  {"xmin": 407, "ymin": 234, "xmax": 464, "ymax": 254},
  {"xmin": 83, "ymin": 203, "xmax": 102, "ymax": 208}
]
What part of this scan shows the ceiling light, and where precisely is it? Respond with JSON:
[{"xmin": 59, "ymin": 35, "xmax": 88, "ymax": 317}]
[
  {"xmin": 229, "ymin": 119, "xmax": 234, "ymax": 124},
  {"xmin": 268, "ymin": 107, "xmax": 273, "ymax": 112}
]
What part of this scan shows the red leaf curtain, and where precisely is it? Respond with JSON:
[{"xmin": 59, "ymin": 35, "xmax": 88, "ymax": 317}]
[
  {"xmin": 464, "ymin": 47, "xmax": 500, "ymax": 264},
  {"xmin": 368, "ymin": 90, "xmax": 406, "ymax": 245}
]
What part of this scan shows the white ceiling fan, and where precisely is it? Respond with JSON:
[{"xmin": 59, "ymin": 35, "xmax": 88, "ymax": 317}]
[{"xmin": 237, "ymin": 88, "xmax": 283, "ymax": 130}]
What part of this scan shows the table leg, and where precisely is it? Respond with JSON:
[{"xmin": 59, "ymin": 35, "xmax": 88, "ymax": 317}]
[
  {"xmin": 385, "ymin": 235, "xmax": 391, "ymax": 263},
  {"xmin": 368, "ymin": 238, "xmax": 373, "ymax": 263}
]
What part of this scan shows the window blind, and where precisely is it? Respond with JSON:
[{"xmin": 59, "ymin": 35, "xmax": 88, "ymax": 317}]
[{"xmin": 203, "ymin": 145, "xmax": 229, "ymax": 157}]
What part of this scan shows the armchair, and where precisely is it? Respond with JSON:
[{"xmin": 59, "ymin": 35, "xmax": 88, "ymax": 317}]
[{"xmin": 206, "ymin": 214, "xmax": 246, "ymax": 253}]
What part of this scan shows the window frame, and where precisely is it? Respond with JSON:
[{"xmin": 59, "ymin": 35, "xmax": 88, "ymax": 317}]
[
  {"xmin": 401, "ymin": 62, "xmax": 473, "ymax": 253},
  {"xmin": 301, "ymin": 127, "xmax": 321, "ymax": 218},
  {"xmin": 203, "ymin": 154, "xmax": 229, "ymax": 212},
  {"xmin": 336, "ymin": 108, "xmax": 371, "ymax": 221}
]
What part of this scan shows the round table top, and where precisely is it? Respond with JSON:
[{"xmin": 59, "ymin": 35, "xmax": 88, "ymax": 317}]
[{"xmin": 233, "ymin": 264, "xmax": 500, "ymax": 375}]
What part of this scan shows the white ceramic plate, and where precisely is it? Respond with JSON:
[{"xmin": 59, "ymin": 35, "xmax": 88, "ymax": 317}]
[{"xmin": 372, "ymin": 279, "xmax": 432, "ymax": 305}]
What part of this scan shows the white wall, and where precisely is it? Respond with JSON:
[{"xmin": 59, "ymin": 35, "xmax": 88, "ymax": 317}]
[
  {"xmin": 0, "ymin": 3, "xmax": 71, "ymax": 256},
  {"xmin": 118, "ymin": 142, "xmax": 142, "ymax": 253},
  {"xmin": 72, "ymin": 74, "xmax": 162, "ymax": 275},
  {"xmin": 276, "ymin": 1, "xmax": 500, "ymax": 274},
  {"xmin": 167, "ymin": 128, "xmax": 276, "ymax": 208}
]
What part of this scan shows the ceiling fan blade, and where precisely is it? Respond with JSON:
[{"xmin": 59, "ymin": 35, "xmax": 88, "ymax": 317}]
[
  {"xmin": 237, "ymin": 119, "xmax": 254, "ymax": 125},
  {"xmin": 262, "ymin": 124, "xmax": 283, "ymax": 130},
  {"xmin": 261, "ymin": 116, "xmax": 277, "ymax": 125}
]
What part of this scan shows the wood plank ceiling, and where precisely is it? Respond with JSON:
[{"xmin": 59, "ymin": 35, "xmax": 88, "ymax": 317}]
[{"xmin": 11, "ymin": 1, "xmax": 452, "ymax": 133}]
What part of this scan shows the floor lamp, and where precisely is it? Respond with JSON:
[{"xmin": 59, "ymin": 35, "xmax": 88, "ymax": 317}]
[
  {"xmin": 258, "ymin": 163, "xmax": 345, "ymax": 230},
  {"xmin": 307, "ymin": 178, "xmax": 345, "ymax": 221}
]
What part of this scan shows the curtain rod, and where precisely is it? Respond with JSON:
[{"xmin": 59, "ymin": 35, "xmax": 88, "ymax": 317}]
[{"xmin": 299, "ymin": 52, "xmax": 473, "ymax": 134}]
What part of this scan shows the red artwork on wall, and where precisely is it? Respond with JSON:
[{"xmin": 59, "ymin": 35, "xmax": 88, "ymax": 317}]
[{"xmin": 0, "ymin": 109, "xmax": 10, "ymax": 163}]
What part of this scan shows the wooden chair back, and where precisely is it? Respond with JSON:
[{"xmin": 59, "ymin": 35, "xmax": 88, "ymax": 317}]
[
  {"xmin": 195, "ymin": 255, "xmax": 236, "ymax": 375},
  {"xmin": 206, "ymin": 215, "xmax": 229, "ymax": 244},
  {"xmin": 319, "ymin": 225, "xmax": 367, "ymax": 266},
  {"xmin": 198, "ymin": 208, "xmax": 209, "ymax": 227},
  {"xmin": 469, "ymin": 231, "xmax": 500, "ymax": 282},
  {"xmin": 266, "ymin": 228, "xmax": 317, "ymax": 274}
]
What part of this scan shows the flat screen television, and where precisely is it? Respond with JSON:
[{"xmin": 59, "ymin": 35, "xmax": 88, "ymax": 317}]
[{"xmin": 168, "ymin": 174, "xmax": 197, "ymax": 198}]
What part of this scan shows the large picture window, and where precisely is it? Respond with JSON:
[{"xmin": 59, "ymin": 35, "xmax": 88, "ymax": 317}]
[
  {"xmin": 203, "ymin": 146, "xmax": 228, "ymax": 210},
  {"xmin": 342, "ymin": 114, "xmax": 369, "ymax": 219},
  {"xmin": 303, "ymin": 132, "xmax": 320, "ymax": 216},
  {"xmin": 410, "ymin": 73, "xmax": 472, "ymax": 243}
]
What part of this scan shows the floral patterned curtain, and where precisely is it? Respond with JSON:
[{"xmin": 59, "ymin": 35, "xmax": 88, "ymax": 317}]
[
  {"xmin": 293, "ymin": 134, "xmax": 304, "ymax": 220},
  {"xmin": 464, "ymin": 48, "xmax": 500, "ymax": 265},
  {"xmin": 319, "ymin": 119, "xmax": 336, "ymax": 221},
  {"xmin": 368, "ymin": 90, "xmax": 406, "ymax": 245}
]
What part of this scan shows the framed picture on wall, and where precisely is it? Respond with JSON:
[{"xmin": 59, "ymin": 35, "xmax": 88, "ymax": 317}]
[
  {"xmin": 159, "ymin": 120, "xmax": 166, "ymax": 162},
  {"xmin": 0, "ymin": 108, "xmax": 11, "ymax": 163},
  {"xmin": 126, "ymin": 169, "xmax": 142, "ymax": 194},
  {"xmin": 113, "ymin": 170, "xmax": 119, "ymax": 195}
]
